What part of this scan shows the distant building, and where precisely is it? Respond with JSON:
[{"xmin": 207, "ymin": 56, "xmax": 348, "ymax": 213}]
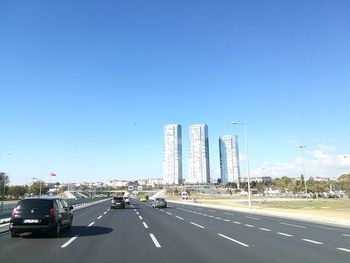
[
  {"xmin": 219, "ymin": 135, "xmax": 241, "ymax": 187},
  {"xmin": 163, "ymin": 124, "xmax": 183, "ymax": 185},
  {"xmin": 188, "ymin": 124, "xmax": 210, "ymax": 183},
  {"xmin": 241, "ymin": 176, "xmax": 272, "ymax": 184}
]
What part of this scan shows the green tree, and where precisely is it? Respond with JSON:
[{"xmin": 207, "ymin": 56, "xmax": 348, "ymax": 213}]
[
  {"xmin": 337, "ymin": 173, "xmax": 350, "ymax": 197},
  {"xmin": 29, "ymin": 181, "xmax": 49, "ymax": 196},
  {"xmin": 8, "ymin": 185, "xmax": 28, "ymax": 199},
  {"xmin": 0, "ymin": 172, "xmax": 10, "ymax": 199}
]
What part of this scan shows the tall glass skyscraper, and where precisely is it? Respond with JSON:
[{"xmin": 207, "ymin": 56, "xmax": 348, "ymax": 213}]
[
  {"xmin": 219, "ymin": 135, "xmax": 240, "ymax": 186},
  {"xmin": 188, "ymin": 124, "xmax": 210, "ymax": 183},
  {"xmin": 163, "ymin": 124, "xmax": 182, "ymax": 185}
]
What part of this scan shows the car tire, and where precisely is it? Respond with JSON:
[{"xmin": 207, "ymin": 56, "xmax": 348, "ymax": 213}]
[
  {"xmin": 10, "ymin": 231, "xmax": 20, "ymax": 238},
  {"xmin": 50, "ymin": 222, "xmax": 61, "ymax": 237}
]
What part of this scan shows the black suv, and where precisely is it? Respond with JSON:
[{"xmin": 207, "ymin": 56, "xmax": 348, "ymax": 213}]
[
  {"xmin": 111, "ymin": 196, "xmax": 125, "ymax": 209},
  {"xmin": 9, "ymin": 197, "xmax": 74, "ymax": 238}
]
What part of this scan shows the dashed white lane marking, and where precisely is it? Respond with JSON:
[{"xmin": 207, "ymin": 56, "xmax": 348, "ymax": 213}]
[
  {"xmin": 218, "ymin": 233, "xmax": 249, "ymax": 247},
  {"xmin": 143, "ymin": 222, "xmax": 149, "ymax": 229},
  {"xmin": 302, "ymin": 239, "xmax": 323, "ymax": 244},
  {"xmin": 61, "ymin": 236, "xmax": 79, "ymax": 248},
  {"xmin": 245, "ymin": 216, "xmax": 261, "ymax": 221},
  {"xmin": 176, "ymin": 216, "xmax": 184, "ymax": 220},
  {"xmin": 139, "ymin": 216, "xmax": 143, "ymax": 220},
  {"xmin": 107, "ymin": 209, "xmax": 110, "ymax": 211},
  {"xmin": 233, "ymin": 221, "xmax": 241, "ymax": 224},
  {"xmin": 223, "ymin": 219, "xmax": 231, "ymax": 222},
  {"xmin": 87, "ymin": 222, "xmax": 95, "ymax": 227},
  {"xmin": 97, "ymin": 215, "xmax": 102, "ymax": 220},
  {"xmin": 136, "ymin": 212, "xmax": 139, "ymax": 215},
  {"xmin": 103, "ymin": 211, "xmax": 107, "ymax": 215},
  {"xmin": 215, "ymin": 217, "xmax": 222, "ymax": 220},
  {"xmin": 208, "ymin": 215, "xmax": 214, "ymax": 218},
  {"xmin": 224, "ymin": 213, "xmax": 234, "ymax": 216},
  {"xmin": 133, "ymin": 209, "xmax": 137, "ymax": 212},
  {"xmin": 159, "ymin": 209, "xmax": 164, "ymax": 212},
  {"xmin": 244, "ymin": 224, "xmax": 254, "ymax": 228},
  {"xmin": 337, "ymin": 248, "xmax": 350, "ymax": 253},
  {"xmin": 149, "ymin": 233, "xmax": 161, "ymax": 248},
  {"xmin": 279, "ymin": 222, "xmax": 306, "ymax": 229},
  {"xmin": 166, "ymin": 212, "xmax": 172, "ymax": 215},
  {"xmin": 259, "ymin": 228, "xmax": 271, "ymax": 232},
  {"xmin": 202, "ymin": 214, "xmax": 208, "ymax": 216},
  {"xmin": 342, "ymin": 234, "xmax": 350, "ymax": 237},
  {"xmin": 277, "ymin": 232, "xmax": 293, "ymax": 237},
  {"xmin": 190, "ymin": 222, "xmax": 205, "ymax": 229}
]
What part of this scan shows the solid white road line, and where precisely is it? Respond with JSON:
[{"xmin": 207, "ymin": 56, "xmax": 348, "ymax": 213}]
[
  {"xmin": 218, "ymin": 233, "xmax": 249, "ymax": 247},
  {"xmin": 190, "ymin": 222, "xmax": 205, "ymax": 229},
  {"xmin": 277, "ymin": 232, "xmax": 293, "ymax": 237},
  {"xmin": 166, "ymin": 212, "xmax": 172, "ymax": 215},
  {"xmin": 143, "ymin": 222, "xmax": 149, "ymax": 229},
  {"xmin": 302, "ymin": 239, "xmax": 323, "ymax": 244},
  {"xmin": 0, "ymin": 223, "xmax": 10, "ymax": 228},
  {"xmin": 279, "ymin": 222, "xmax": 306, "ymax": 229},
  {"xmin": 149, "ymin": 234, "xmax": 161, "ymax": 248},
  {"xmin": 259, "ymin": 228, "xmax": 271, "ymax": 232},
  {"xmin": 139, "ymin": 216, "xmax": 143, "ymax": 220},
  {"xmin": 97, "ymin": 215, "xmax": 102, "ymax": 220},
  {"xmin": 337, "ymin": 248, "xmax": 350, "ymax": 253},
  {"xmin": 176, "ymin": 216, "xmax": 184, "ymax": 220},
  {"xmin": 61, "ymin": 236, "xmax": 79, "ymax": 248},
  {"xmin": 244, "ymin": 224, "xmax": 254, "ymax": 228},
  {"xmin": 245, "ymin": 216, "xmax": 261, "ymax": 221},
  {"xmin": 342, "ymin": 234, "xmax": 350, "ymax": 237},
  {"xmin": 233, "ymin": 221, "xmax": 241, "ymax": 224},
  {"xmin": 87, "ymin": 222, "xmax": 95, "ymax": 227}
]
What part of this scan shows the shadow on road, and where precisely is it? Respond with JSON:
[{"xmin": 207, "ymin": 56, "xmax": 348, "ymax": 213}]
[{"xmin": 20, "ymin": 225, "xmax": 113, "ymax": 239}]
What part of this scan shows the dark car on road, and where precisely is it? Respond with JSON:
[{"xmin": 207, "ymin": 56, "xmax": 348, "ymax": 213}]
[
  {"xmin": 9, "ymin": 197, "xmax": 73, "ymax": 238},
  {"xmin": 111, "ymin": 196, "xmax": 125, "ymax": 209},
  {"xmin": 152, "ymin": 198, "xmax": 167, "ymax": 208}
]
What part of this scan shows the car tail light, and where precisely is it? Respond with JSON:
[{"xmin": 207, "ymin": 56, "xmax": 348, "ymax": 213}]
[
  {"xmin": 11, "ymin": 208, "xmax": 17, "ymax": 217},
  {"xmin": 49, "ymin": 208, "xmax": 57, "ymax": 219}
]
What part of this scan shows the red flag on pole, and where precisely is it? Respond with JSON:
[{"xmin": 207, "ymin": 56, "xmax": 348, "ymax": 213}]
[{"xmin": 50, "ymin": 172, "xmax": 56, "ymax": 177}]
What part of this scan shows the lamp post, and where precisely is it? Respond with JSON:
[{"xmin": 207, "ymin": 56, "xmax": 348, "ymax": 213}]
[
  {"xmin": 231, "ymin": 122, "xmax": 251, "ymax": 209},
  {"xmin": 298, "ymin": 145, "xmax": 308, "ymax": 196}
]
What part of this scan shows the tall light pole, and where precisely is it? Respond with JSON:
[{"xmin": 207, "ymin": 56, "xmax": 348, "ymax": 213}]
[
  {"xmin": 298, "ymin": 145, "xmax": 308, "ymax": 196},
  {"xmin": 231, "ymin": 122, "xmax": 251, "ymax": 209}
]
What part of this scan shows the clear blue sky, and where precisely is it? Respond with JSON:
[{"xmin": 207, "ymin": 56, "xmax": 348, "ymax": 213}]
[{"xmin": 1, "ymin": 0, "xmax": 350, "ymax": 185}]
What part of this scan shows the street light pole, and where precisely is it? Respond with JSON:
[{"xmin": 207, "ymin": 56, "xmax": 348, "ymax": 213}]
[
  {"xmin": 298, "ymin": 145, "xmax": 308, "ymax": 196},
  {"xmin": 231, "ymin": 122, "xmax": 252, "ymax": 209}
]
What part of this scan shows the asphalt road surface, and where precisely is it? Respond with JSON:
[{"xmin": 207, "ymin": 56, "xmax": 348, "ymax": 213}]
[{"xmin": 0, "ymin": 199, "xmax": 349, "ymax": 263}]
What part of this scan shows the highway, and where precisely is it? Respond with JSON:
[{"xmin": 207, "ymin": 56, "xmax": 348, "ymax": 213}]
[{"xmin": 0, "ymin": 198, "xmax": 349, "ymax": 263}]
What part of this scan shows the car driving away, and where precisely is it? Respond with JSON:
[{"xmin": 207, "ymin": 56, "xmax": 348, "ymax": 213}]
[
  {"xmin": 111, "ymin": 196, "xmax": 125, "ymax": 209},
  {"xmin": 9, "ymin": 197, "xmax": 73, "ymax": 238},
  {"xmin": 139, "ymin": 196, "xmax": 147, "ymax": 202},
  {"xmin": 152, "ymin": 198, "xmax": 167, "ymax": 208}
]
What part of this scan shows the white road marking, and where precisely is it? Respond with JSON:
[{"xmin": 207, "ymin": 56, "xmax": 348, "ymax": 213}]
[
  {"xmin": 337, "ymin": 248, "xmax": 350, "ymax": 253},
  {"xmin": 208, "ymin": 215, "xmax": 214, "ymax": 218},
  {"xmin": 233, "ymin": 221, "xmax": 241, "ymax": 224},
  {"xmin": 176, "ymin": 216, "xmax": 184, "ymax": 220},
  {"xmin": 133, "ymin": 209, "xmax": 137, "ymax": 212},
  {"xmin": 224, "ymin": 213, "xmax": 234, "ymax": 216},
  {"xmin": 159, "ymin": 209, "xmax": 164, "ymax": 212},
  {"xmin": 149, "ymin": 233, "xmax": 161, "ymax": 248},
  {"xmin": 245, "ymin": 216, "xmax": 261, "ymax": 221},
  {"xmin": 143, "ymin": 222, "xmax": 149, "ymax": 229},
  {"xmin": 166, "ymin": 212, "xmax": 172, "ymax": 215},
  {"xmin": 215, "ymin": 217, "xmax": 222, "ymax": 220},
  {"xmin": 139, "ymin": 216, "xmax": 143, "ymax": 220},
  {"xmin": 0, "ymin": 223, "xmax": 10, "ymax": 228},
  {"xmin": 244, "ymin": 224, "xmax": 254, "ymax": 228},
  {"xmin": 279, "ymin": 222, "xmax": 306, "ymax": 229},
  {"xmin": 259, "ymin": 228, "xmax": 271, "ymax": 232},
  {"xmin": 136, "ymin": 212, "xmax": 139, "ymax": 215},
  {"xmin": 190, "ymin": 222, "xmax": 205, "ymax": 229},
  {"xmin": 202, "ymin": 214, "xmax": 208, "ymax": 216},
  {"xmin": 87, "ymin": 222, "xmax": 95, "ymax": 227},
  {"xmin": 103, "ymin": 211, "xmax": 107, "ymax": 215},
  {"xmin": 342, "ymin": 234, "xmax": 350, "ymax": 237},
  {"xmin": 61, "ymin": 236, "xmax": 79, "ymax": 248},
  {"xmin": 277, "ymin": 232, "xmax": 293, "ymax": 237},
  {"xmin": 97, "ymin": 215, "xmax": 102, "ymax": 220},
  {"xmin": 302, "ymin": 239, "xmax": 323, "ymax": 244},
  {"xmin": 107, "ymin": 208, "xmax": 110, "ymax": 211},
  {"xmin": 223, "ymin": 219, "xmax": 231, "ymax": 222},
  {"xmin": 218, "ymin": 233, "xmax": 249, "ymax": 247}
]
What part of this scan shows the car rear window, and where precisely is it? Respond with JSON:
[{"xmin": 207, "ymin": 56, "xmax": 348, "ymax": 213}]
[{"xmin": 17, "ymin": 199, "xmax": 53, "ymax": 210}]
